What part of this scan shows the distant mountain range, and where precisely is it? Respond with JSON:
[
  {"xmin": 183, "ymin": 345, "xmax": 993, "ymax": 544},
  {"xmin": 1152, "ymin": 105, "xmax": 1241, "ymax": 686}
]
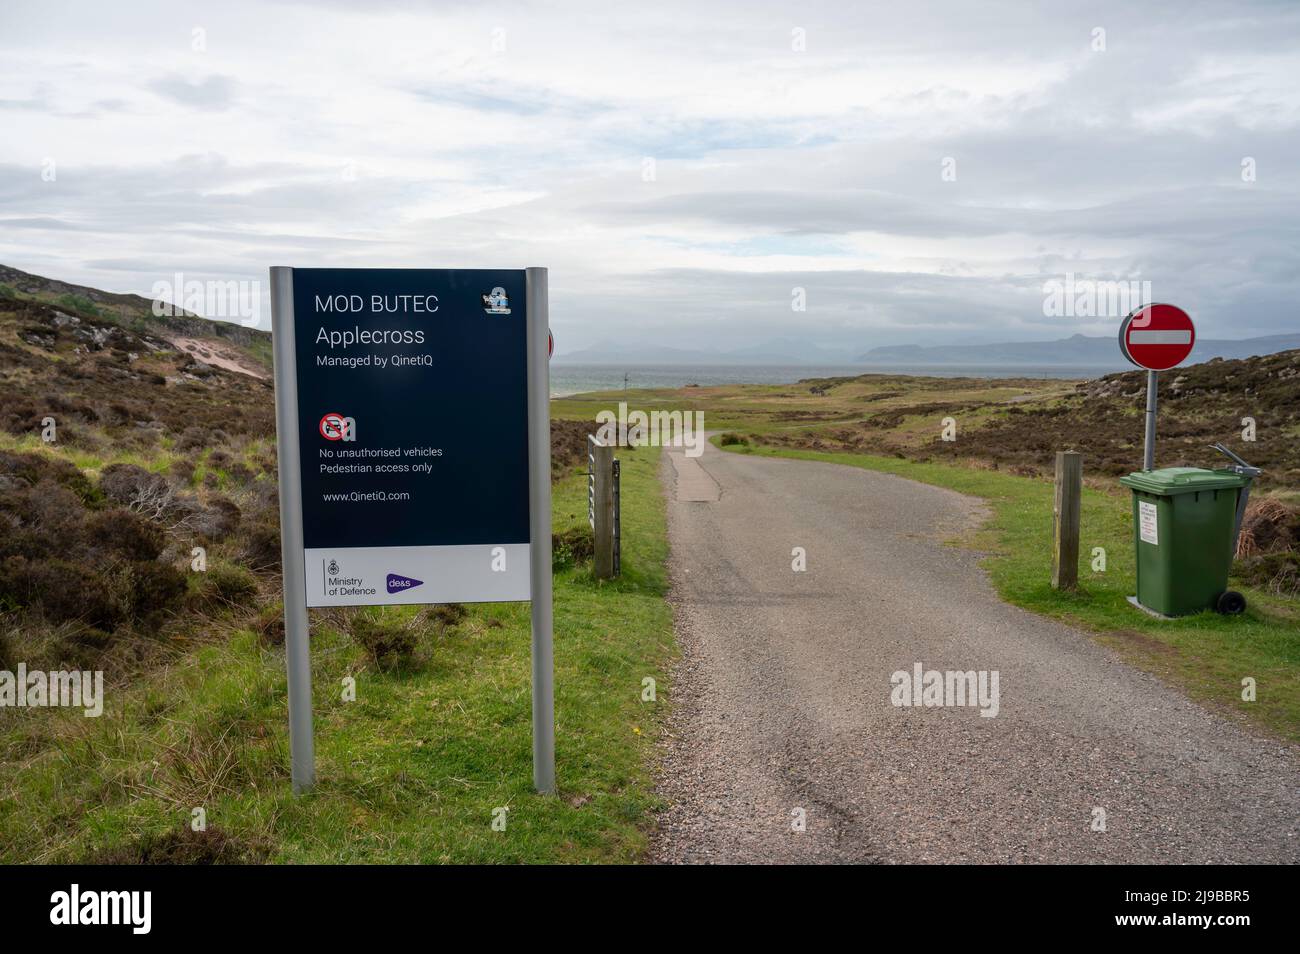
[
  {"xmin": 558, "ymin": 336, "xmax": 847, "ymax": 365},
  {"xmin": 559, "ymin": 333, "xmax": 1300, "ymax": 370},
  {"xmin": 855, "ymin": 333, "xmax": 1300, "ymax": 368}
]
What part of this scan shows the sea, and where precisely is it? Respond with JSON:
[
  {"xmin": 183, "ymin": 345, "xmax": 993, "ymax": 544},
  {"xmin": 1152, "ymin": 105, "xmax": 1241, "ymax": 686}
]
[{"xmin": 549, "ymin": 363, "xmax": 1113, "ymax": 397}]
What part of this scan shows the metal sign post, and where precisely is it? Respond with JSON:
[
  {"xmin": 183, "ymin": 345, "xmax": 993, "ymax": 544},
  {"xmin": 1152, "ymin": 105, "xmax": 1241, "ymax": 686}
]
[
  {"xmin": 526, "ymin": 267, "xmax": 555, "ymax": 795},
  {"xmin": 270, "ymin": 267, "xmax": 315, "ymax": 793},
  {"xmin": 1143, "ymin": 370, "xmax": 1158, "ymax": 472},
  {"xmin": 1119, "ymin": 303, "xmax": 1196, "ymax": 472},
  {"xmin": 269, "ymin": 266, "xmax": 553, "ymax": 796}
]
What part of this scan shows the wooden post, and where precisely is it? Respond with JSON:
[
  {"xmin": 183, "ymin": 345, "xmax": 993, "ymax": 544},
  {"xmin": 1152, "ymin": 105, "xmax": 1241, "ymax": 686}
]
[
  {"xmin": 1052, "ymin": 450, "xmax": 1082, "ymax": 590},
  {"xmin": 591, "ymin": 441, "xmax": 615, "ymax": 579}
]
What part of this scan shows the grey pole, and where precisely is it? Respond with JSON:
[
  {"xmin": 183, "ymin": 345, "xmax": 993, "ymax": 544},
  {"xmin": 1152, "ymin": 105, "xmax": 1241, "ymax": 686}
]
[
  {"xmin": 525, "ymin": 267, "xmax": 555, "ymax": 795},
  {"xmin": 1143, "ymin": 369, "xmax": 1158, "ymax": 472},
  {"xmin": 269, "ymin": 267, "xmax": 315, "ymax": 793}
]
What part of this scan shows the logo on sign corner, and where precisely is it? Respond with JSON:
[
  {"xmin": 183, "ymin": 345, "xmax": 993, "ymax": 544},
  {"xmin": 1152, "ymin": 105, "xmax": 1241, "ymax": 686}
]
[
  {"xmin": 327, "ymin": 559, "xmax": 340, "ymax": 576},
  {"xmin": 482, "ymin": 287, "xmax": 511, "ymax": 315},
  {"xmin": 386, "ymin": 573, "xmax": 424, "ymax": 594}
]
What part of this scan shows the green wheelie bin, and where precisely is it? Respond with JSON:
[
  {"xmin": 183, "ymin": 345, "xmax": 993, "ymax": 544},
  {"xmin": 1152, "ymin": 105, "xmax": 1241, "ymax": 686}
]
[{"xmin": 1119, "ymin": 450, "xmax": 1257, "ymax": 617}]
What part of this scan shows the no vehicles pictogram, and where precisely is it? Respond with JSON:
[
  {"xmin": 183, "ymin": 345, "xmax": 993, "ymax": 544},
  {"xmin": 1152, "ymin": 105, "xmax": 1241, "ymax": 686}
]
[{"xmin": 319, "ymin": 412, "xmax": 349, "ymax": 440}]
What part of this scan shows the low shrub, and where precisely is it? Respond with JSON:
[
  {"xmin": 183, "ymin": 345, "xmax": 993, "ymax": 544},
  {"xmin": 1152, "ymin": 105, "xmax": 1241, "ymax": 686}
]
[
  {"xmin": 550, "ymin": 418, "xmax": 592, "ymax": 479},
  {"xmin": 54, "ymin": 293, "xmax": 102, "ymax": 319},
  {"xmin": 253, "ymin": 602, "xmax": 285, "ymax": 647},
  {"xmin": 349, "ymin": 609, "xmax": 422, "ymax": 671},
  {"xmin": 0, "ymin": 619, "xmax": 112, "ymax": 674},
  {"xmin": 129, "ymin": 562, "xmax": 189, "ymax": 624},
  {"xmin": 63, "ymin": 624, "xmax": 115, "ymax": 664},
  {"xmin": 237, "ymin": 518, "xmax": 281, "ymax": 571},
  {"xmin": 0, "ymin": 449, "xmax": 100, "ymax": 504},
  {"xmin": 1235, "ymin": 551, "xmax": 1300, "ymax": 597},
  {"xmin": 0, "ymin": 556, "xmax": 129, "ymax": 629},
  {"xmin": 181, "ymin": 495, "xmax": 241, "ymax": 541},
  {"xmin": 234, "ymin": 483, "xmax": 280, "ymax": 570},
  {"xmin": 174, "ymin": 426, "xmax": 209, "ymax": 452},
  {"xmin": 0, "ymin": 482, "xmax": 89, "ymax": 560},
  {"xmin": 0, "ymin": 465, "xmax": 189, "ymax": 633},
  {"xmin": 1237, "ymin": 499, "xmax": 1298, "ymax": 557},
  {"xmin": 85, "ymin": 826, "xmax": 271, "ymax": 865},
  {"xmin": 196, "ymin": 561, "xmax": 259, "ymax": 608},
  {"xmin": 99, "ymin": 462, "xmax": 169, "ymax": 507},
  {"xmin": 552, "ymin": 526, "xmax": 594, "ymax": 567},
  {"xmin": 718, "ymin": 432, "xmax": 749, "ymax": 446},
  {"xmin": 84, "ymin": 508, "xmax": 165, "ymax": 561},
  {"xmin": 225, "ymin": 462, "xmax": 254, "ymax": 485},
  {"xmin": 249, "ymin": 448, "xmax": 277, "ymax": 475},
  {"xmin": 427, "ymin": 603, "xmax": 467, "ymax": 629}
]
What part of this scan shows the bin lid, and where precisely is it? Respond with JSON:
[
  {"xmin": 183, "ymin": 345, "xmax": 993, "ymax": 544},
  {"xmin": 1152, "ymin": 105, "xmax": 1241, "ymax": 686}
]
[{"xmin": 1120, "ymin": 467, "xmax": 1248, "ymax": 495}]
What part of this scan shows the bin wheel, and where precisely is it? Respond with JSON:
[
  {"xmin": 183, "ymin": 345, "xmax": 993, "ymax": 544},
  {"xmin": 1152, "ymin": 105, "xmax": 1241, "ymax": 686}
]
[{"xmin": 1216, "ymin": 590, "xmax": 1247, "ymax": 615}]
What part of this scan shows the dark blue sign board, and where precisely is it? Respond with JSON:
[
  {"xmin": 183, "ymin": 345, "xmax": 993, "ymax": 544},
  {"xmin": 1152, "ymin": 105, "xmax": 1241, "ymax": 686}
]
[
  {"xmin": 283, "ymin": 268, "xmax": 531, "ymax": 605},
  {"xmin": 270, "ymin": 266, "xmax": 554, "ymax": 794}
]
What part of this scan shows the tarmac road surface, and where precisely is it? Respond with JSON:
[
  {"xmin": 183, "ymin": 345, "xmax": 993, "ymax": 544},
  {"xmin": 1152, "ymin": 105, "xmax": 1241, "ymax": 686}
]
[{"xmin": 650, "ymin": 441, "xmax": 1300, "ymax": 864}]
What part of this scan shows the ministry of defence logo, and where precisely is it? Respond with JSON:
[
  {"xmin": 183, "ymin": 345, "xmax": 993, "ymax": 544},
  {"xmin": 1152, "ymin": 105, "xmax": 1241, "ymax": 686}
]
[{"xmin": 482, "ymin": 287, "xmax": 511, "ymax": 315}]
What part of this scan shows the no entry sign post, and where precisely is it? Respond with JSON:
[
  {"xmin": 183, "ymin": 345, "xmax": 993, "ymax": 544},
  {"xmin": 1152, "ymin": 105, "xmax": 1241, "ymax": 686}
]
[
  {"xmin": 270, "ymin": 266, "xmax": 554, "ymax": 795},
  {"xmin": 1118, "ymin": 303, "xmax": 1196, "ymax": 471}
]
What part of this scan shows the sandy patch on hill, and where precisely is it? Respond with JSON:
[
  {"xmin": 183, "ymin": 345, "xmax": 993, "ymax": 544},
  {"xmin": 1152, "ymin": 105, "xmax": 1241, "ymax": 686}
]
[{"xmin": 169, "ymin": 336, "xmax": 268, "ymax": 379}]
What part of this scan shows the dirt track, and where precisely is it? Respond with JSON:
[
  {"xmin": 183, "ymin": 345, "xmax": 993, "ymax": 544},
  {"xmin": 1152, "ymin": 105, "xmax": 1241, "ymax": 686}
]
[{"xmin": 650, "ymin": 441, "xmax": 1300, "ymax": 864}]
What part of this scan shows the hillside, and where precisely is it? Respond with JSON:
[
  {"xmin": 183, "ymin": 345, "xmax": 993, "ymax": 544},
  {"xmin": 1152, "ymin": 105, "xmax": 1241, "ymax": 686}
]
[
  {"xmin": 856, "ymin": 332, "xmax": 1300, "ymax": 367},
  {"xmin": 0, "ymin": 264, "xmax": 271, "ymax": 378},
  {"xmin": 0, "ymin": 288, "xmax": 282, "ymax": 678},
  {"xmin": 926, "ymin": 351, "xmax": 1300, "ymax": 484},
  {"xmin": 594, "ymin": 349, "xmax": 1300, "ymax": 489}
]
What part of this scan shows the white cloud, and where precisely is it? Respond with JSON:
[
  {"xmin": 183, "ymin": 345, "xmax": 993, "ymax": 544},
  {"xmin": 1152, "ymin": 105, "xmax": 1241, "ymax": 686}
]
[{"xmin": 0, "ymin": 0, "xmax": 1297, "ymax": 353}]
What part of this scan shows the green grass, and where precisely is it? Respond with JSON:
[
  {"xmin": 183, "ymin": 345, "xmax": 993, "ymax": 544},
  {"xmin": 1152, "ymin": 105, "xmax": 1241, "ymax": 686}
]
[
  {"xmin": 245, "ymin": 334, "xmax": 274, "ymax": 371},
  {"xmin": 0, "ymin": 447, "xmax": 674, "ymax": 863},
  {"xmin": 0, "ymin": 431, "xmax": 184, "ymax": 477},
  {"xmin": 719, "ymin": 440, "xmax": 1300, "ymax": 742},
  {"xmin": 54, "ymin": 293, "xmax": 105, "ymax": 320},
  {"xmin": 550, "ymin": 373, "xmax": 1074, "ymax": 441}
]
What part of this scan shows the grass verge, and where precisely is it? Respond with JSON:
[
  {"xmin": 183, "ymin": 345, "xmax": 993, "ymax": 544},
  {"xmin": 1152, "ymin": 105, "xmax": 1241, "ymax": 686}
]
[
  {"xmin": 0, "ymin": 447, "xmax": 673, "ymax": 864},
  {"xmin": 720, "ymin": 440, "xmax": 1300, "ymax": 742}
]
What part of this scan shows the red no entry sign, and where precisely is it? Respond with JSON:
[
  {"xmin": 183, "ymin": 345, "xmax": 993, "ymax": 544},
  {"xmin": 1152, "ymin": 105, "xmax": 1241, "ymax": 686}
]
[{"xmin": 1119, "ymin": 303, "xmax": 1195, "ymax": 371}]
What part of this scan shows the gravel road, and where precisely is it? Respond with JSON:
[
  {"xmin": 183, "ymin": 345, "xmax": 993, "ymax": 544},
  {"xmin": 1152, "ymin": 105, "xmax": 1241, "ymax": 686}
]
[{"xmin": 650, "ymin": 441, "xmax": 1300, "ymax": 864}]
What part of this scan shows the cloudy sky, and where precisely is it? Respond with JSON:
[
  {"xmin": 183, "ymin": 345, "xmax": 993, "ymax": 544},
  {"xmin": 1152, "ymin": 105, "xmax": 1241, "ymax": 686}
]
[{"xmin": 1, "ymin": 0, "xmax": 1297, "ymax": 356}]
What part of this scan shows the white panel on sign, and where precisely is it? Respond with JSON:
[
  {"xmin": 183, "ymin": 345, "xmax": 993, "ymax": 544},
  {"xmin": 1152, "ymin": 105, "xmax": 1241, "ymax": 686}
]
[
  {"xmin": 305, "ymin": 544, "xmax": 530, "ymax": 607},
  {"xmin": 1128, "ymin": 330, "xmax": 1192, "ymax": 345},
  {"xmin": 1138, "ymin": 500, "xmax": 1159, "ymax": 545}
]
